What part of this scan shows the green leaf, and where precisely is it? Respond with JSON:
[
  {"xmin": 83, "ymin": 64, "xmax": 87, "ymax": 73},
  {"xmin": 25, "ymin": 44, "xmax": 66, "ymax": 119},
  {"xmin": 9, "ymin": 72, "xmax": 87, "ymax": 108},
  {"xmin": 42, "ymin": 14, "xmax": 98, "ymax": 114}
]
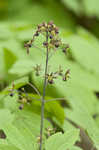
[
  {"xmin": 95, "ymin": 117, "xmax": 99, "ymax": 128},
  {"xmin": 29, "ymin": 94, "xmax": 65, "ymax": 124},
  {"xmin": 9, "ymin": 59, "xmax": 34, "ymax": 76},
  {"xmin": 3, "ymin": 94, "xmax": 20, "ymax": 111},
  {"xmin": 61, "ymin": 0, "xmax": 82, "ymax": 15},
  {"xmin": 45, "ymin": 129, "xmax": 80, "ymax": 150},
  {"xmin": 63, "ymin": 120, "xmax": 77, "ymax": 132},
  {"xmin": 1, "ymin": 124, "xmax": 36, "ymax": 150},
  {"xmin": 13, "ymin": 110, "xmax": 52, "ymax": 137},
  {"xmin": 0, "ymin": 109, "xmax": 14, "ymax": 128},
  {"xmin": 45, "ymin": 100, "xmax": 65, "ymax": 124},
  {"xmin": 4, "ymin": 48, "xmax": 17, "ymax": 72},
  {"xmin": 60, "ymin": 83, "xmax": 98, "ymax": 115},
  {"xmin": 7, "ymin": 1, "xmax": 76, "ymax": 30},
  {"xmin": 0, "ymin": 22, "xmax": 13, "ymax": 40},
  {"xmin": 70, "ymin": 146, "xmax": 83, "ymax": 150},
  {"xmin": 1, "ymin": 39, "xmax": 25, "ymax": 59},
  {"xmin": 65, "ymin": 34, "xmax": 99, "ymax": 75},
  {"xmin": 0, "ymin": 145, "xmax": 21, "ymax": 150},
  {"xmin": 14, "ymin": 24, "xmax": 36, "ymax": 41},
  {"xmin": 62, "ymin": 0, "xmax": 99, "ymax": 18},
  {"xmin": 83, "ymin": 0, "xmax": 99, "ymax": 17},
  {"xmin": 65, "ymin": 103, "xmax": 99, "ymax": 149}
]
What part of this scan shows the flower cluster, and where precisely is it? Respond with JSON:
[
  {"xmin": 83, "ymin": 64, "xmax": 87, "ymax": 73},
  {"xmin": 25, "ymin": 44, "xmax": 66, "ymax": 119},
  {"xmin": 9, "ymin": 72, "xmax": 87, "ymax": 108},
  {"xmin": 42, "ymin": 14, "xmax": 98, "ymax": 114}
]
[
  {"xmin": 24, "ymin": 21, "xmax": 71, "ymax": 84},
  {"xmin": 24, "ymin": 21, "xmax": 69, "ymax": 54},
  {"xmin": 33, "ymin": 64, "xmax": 70, "ymax": 84},
  {"xmin": 45, "ymin": 67, "xmax": 70, "ymax": 84},
  {"xmin": 9, "ymin": 84, "xmax": 31, "ymax": 110}
]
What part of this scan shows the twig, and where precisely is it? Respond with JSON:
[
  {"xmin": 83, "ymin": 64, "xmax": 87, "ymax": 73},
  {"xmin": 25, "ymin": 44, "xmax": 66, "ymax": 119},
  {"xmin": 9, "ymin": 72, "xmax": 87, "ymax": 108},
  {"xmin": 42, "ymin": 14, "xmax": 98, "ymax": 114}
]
[
  {"xmin": 44, "ymin": 97, "xmax": 66, "ymax": 102},
  {"xmin": 28, "ymin": 82, "xmax": 41, "ymax": 98}
]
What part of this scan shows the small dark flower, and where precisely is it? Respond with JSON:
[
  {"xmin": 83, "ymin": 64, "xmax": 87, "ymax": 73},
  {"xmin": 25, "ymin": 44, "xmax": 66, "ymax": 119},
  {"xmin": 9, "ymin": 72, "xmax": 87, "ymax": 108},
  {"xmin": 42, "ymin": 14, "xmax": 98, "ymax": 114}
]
[
  {"xmin": 49, "ymin": 35, "xmax": 53, "ymax": 39},
  {"xmin": 24, "ymin": 43, "xmax": 32, "ymax": 48},
  {"xmin": 28, "ymin": 44, "xmax": 32, "ymax": 48},
  {"xmin": 63, "ymin": 76, "xmax": 66, "ymax": 81},
  {"xmin": 55, "ymin": 43, "xmax": 59, "ymax": 48},
  {"xmin": 19, "ymin": 95, "xmax": 23, "ymax": 100},
  {"xmin": 0, "ymin": 130, "xmax": 6, "ymax": 139},
  {"xmin": 43, "ymin": 42, "xmax": 48, "ymax": 47},
  {"xmin": 48, "ymin": 79, "xmax": 54, "ymax": 84},
  {"xmin": 62, "ymin": 48, "xmax": 66, "ymax": 53},
  {"xmin": 62, "ymin": 45, "xmax": 69, "ymax": 53},
  {"xmin": 62, "ymin": 69, "xmax": 70, "ymax": 81},
  {"xmin": 19, "ymin": 104, "xmax": 24, "ymax": 110},
  {"xmin": 24, "ymin": 43, "xmax": 28, "ymax": 48},
  {"xmin": 24, "ymin": 43, "xmax": 32, "ymax": 54},
  {"xmin": 9, "ymin": 93, "xmax": 14, "ymax": 97},
  {"xmin": 46, "ymin": 72, "xmax": 57, "ymax": 84}
]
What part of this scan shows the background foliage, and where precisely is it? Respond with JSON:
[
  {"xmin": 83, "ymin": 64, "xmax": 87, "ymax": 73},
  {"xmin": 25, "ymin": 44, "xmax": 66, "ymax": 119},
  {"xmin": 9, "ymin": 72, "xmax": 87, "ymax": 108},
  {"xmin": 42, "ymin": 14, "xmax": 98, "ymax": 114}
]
[{"xmin": 0, "ymin": 0, "xmax": 99, "ymax": 150}]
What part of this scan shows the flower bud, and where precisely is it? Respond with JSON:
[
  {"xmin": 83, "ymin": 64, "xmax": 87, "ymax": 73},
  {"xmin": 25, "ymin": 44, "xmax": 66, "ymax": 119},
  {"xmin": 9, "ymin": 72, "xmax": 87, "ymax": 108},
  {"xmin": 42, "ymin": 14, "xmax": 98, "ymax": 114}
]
[
  {"xmin": 62, "ymin": 69, "xmax": 70, "ymax": 81},
  {"xmin": 55, "ymin": 27, "xmax": 59, "ymax": 34},
  {"xmin": 49, "ymin": 35, "xmax": 53, "ymax": 39},
  {"xmin": 24, "ymin": 43, "xmax": 32, "ymax": 48},
  {"xmin": 48, "ymin": 79, "xmax": 54, "ymax": 84},
  {"xmin": 9, "ymin": 93, "xmax": 14, "ymax": 97},
  {"xmin": 19, "ymin": 104, "xmax": 24, "ymax": 110},
  {"xmin": 34, "ymin": 31, "xmax": 39, "ymax": 36},
  {"xmin": 43, "ymin": 42, "xmax": 48, "ymax": 47},
  {"xmin": 55, "ymin": 43, "xmax": 59, "ymax": 48}
]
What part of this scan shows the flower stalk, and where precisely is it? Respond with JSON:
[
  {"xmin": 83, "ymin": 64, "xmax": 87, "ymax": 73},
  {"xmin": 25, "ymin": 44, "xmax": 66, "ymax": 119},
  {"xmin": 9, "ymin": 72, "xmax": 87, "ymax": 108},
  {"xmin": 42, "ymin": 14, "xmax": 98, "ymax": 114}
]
[{"xmin": 39, "ymin": 30, "xmax": 49, "ymax": 150}]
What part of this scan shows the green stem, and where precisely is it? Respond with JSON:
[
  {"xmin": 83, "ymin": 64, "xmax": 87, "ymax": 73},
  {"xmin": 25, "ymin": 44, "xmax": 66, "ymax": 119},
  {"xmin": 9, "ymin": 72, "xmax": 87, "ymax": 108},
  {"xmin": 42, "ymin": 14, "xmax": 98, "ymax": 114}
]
[{"xmin": 39, "ymin": 30, "xmax": 49, "ymax": 150}]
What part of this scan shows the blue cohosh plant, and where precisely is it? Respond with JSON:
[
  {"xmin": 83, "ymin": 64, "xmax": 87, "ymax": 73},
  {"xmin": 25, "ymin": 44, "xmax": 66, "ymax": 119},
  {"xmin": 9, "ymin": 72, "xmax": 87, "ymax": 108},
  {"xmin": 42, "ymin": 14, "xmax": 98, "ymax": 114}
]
[{"xmin": 9, "ymin": 21, "xmax": 70, "ymax": 150}]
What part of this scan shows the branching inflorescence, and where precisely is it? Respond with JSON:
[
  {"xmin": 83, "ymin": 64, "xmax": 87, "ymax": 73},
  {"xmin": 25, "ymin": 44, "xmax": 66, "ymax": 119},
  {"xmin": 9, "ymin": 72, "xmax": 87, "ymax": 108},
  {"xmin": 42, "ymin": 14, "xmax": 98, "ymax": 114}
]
[
  {"xmin": 9, "ymin": 21, "xmax": 70, "ymax": 150},
  {"xmin": 25, "ymin": 21, "xmax": 70, "ymax": 150}
]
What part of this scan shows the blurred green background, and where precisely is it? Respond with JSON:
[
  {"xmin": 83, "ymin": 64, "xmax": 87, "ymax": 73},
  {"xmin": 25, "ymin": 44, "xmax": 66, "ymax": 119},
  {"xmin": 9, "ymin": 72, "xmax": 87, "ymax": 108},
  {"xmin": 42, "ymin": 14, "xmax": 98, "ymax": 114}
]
[{"xmin": 0, "ymin": 1, "xmax": 99, "ymax": 149}]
